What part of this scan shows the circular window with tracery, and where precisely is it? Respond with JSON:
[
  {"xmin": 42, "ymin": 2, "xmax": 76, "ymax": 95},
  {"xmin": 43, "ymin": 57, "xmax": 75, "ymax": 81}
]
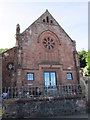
[{"xmin": 43, "ymin": 37, "xmax": 55, "ymax": 50}]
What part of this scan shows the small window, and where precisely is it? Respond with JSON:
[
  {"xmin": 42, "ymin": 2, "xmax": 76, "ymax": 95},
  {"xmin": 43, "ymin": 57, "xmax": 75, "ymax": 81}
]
[
  {"xmin": 27, "ymin": 73, "xmax": 34, "ymax": 81},
  {"xmin": 46, "ymin": 16, "xmax": 49, "ymax": 23},
  {"xmin": 50, "ymin": 20, "xmax": 53, "ymax": 23},
  {"xmin": 67, "ymin": 73, "xmax": 72, "ymax": 80},
  {"xmin": 43, "ymin": 19, "xmax": 45, "ymax": 22}
]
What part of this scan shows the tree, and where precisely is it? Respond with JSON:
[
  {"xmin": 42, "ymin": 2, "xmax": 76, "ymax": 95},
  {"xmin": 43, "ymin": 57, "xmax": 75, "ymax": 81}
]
[
  {"xmin": 0, "ymin": 48, "xmax": 8, "ymax": 54},
  {"xmin": 78, "ymin": 50, "xmax": 87, "ymax": 68},
  {"xmin": 86, "ymin": 50, "xmax": 90, "ymax": 75}
]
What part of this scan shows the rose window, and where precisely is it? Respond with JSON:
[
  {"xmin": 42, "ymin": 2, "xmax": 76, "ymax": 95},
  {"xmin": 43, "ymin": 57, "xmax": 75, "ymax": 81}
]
[{"xmin": 43, "ymin": 37, "xmax": 55, "ymax": 50}]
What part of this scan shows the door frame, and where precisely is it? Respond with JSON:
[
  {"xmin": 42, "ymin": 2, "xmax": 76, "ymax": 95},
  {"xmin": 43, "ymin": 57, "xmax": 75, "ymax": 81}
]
[{"xmin": 44, "ymin": 71, "xmax": 57, "ymax": 88}]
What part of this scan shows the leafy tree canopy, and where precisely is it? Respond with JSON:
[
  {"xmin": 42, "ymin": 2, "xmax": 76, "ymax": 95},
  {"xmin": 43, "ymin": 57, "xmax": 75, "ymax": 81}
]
[
  {"xmin": 0, "ymin": 48, "xmax": 8, "ymax": 54},
  {"xmin": 86, "ymin": 50, "xmax": 90, "ymax": 75},
  {"xmin": 78, "ymin": 49, "xmax": 87, "ymax": 68}
]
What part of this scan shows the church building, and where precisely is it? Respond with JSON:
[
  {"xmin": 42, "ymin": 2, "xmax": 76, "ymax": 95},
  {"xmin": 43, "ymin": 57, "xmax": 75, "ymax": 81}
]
[{"xmin": 2, "ymin": 10, "xmax": 80, "ymax": 88}]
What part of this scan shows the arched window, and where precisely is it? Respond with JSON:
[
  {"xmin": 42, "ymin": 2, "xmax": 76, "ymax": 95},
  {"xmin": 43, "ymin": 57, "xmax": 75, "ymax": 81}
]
[
  {"xmin": 43, "ymin": 19, "xmax": 45, "ymax": 22},
  {"xmin": 50, "ymin": 20, "xmax": 53, "ymax": 24},
  {"xmin": 46, "ymin": 16, "xmax": 49, "ymax": 23}
]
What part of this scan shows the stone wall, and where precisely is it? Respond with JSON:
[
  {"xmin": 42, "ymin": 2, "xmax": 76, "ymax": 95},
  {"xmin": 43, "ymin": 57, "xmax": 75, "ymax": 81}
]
[
  {"xmin": 0, "ymin": 54, "xmax": 2, "ymax": 104},
  {"xmin": 2, "ymin": 10, "xmax": 80, "ymax": 88},
  {"xmin": 2, "ymin": 47, "xmax": 16, "ymax": 88},
  {"xmin": 19, "ymin": 11, "xmax": 79, "ymax": 86},
  {"xmin": 2, "ymin": 96, "xmax": 87, "ymax": 118}
]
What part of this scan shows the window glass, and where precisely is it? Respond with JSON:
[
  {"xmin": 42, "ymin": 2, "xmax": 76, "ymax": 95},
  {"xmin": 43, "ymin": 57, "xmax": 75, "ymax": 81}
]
[
  {"xmin": 44, "ymin": 72, "xmax": 50, "ymax": 87},
  {"xmin": 50, "ymin": 72, "xmax": 56, "ymax": 86},
  {"xmin": 44, "ymin": 71, "xmax": 56, "ymax": 87},
  {"xmin": 27, "ymin": 73, "xmax": 34, "ymax": 80},
  {"xmin": 67, "ymin": 73, "xmax": 72, "ymax": 80}
]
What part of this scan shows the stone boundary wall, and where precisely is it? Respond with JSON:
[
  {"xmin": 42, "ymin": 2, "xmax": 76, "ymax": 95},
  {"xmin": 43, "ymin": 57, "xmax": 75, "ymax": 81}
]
[
  {"xmin": 2, "ymin": 96, "xmax": 87, "ymax": 118},
  {"xmin": 0, "ymin": 54, "xmax": 2, "ymax": 104}
]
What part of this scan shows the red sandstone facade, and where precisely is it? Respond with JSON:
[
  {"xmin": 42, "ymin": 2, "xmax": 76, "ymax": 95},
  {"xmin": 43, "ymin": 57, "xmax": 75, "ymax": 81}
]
[{"xmin": 2, "ymin": 10, "xmax": 80, "ymax": 88}]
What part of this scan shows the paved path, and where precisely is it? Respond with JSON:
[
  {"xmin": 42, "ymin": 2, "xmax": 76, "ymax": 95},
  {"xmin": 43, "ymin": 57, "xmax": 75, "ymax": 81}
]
[
  {"xmin": 0, "ymin": 114, "xmax": 88, "ymax": 119},
  {"xmin": 58, "ymin": 113, "xmax": 88, "ymax": 118}
]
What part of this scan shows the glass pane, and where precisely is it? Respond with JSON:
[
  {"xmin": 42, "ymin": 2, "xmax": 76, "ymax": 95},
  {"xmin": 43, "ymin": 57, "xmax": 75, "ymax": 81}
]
[
  {"xmin": 44, "ymin": 72, "xmax": 50, "ymax": 87},
  {"xmin": 67, "ymin": 73, "xmax": 72, "ymax": 80},
  {"xmin": 27, "ymin": 74, "xmax": 29, "ymax": 80},
  {"xmin": 27, "ymin": 73, "xmax": 34, "ymax": 80},
  {"xmin": 50, "ymin": 72, "xmax": 56, "ymax": 86}
]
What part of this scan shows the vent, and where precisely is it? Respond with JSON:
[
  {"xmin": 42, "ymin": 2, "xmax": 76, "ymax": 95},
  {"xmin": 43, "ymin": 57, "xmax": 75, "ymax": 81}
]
[{"xmin": 42, "ymin": 16, "xmax": 53, "ymax": 24}]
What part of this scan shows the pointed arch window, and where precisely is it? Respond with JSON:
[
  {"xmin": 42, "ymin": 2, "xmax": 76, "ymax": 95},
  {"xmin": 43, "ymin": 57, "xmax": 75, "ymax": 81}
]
[{"xmin": 46, "ymin": 16, "xmax": 49, "ymax": 23}]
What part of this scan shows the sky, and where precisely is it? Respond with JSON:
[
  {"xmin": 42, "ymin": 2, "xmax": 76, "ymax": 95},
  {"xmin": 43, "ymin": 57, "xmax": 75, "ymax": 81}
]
[{"xmin": 0, "ymin": 1, "xmax": 88, "ymax": 51}]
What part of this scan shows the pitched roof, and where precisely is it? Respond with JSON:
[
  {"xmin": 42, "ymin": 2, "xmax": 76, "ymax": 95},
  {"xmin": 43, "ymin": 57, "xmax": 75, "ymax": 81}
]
[{"xmin": 21, "ymin": 9, "xmax": 73, "ymax": 41}]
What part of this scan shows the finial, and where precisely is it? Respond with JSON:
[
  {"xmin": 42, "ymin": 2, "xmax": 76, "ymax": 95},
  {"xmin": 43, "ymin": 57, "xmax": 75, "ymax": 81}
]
[
  {"xmin": 15, "ymin": 24, "xmax": 20, "ymax": 47},
  {"xmin": 16, "ymin": 24, "xmax": 20, "ymax": 34},
  {"xmin": 46, "ymin": 9, "xmax": 48, "ymax": 12}
]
